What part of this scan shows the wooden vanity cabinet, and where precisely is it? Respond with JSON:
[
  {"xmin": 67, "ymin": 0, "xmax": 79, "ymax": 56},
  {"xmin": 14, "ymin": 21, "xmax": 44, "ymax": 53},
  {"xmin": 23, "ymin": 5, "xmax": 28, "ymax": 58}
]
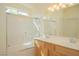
[{"xmin": 34, "ymin": 40, "xmax": 79, "ymax": 56}]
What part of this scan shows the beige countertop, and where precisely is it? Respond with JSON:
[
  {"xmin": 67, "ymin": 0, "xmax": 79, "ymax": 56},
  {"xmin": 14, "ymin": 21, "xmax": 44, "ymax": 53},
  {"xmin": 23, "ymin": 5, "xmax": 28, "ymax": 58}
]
[{"xmin": 34, "ymin": 36, "xmax": 79, "ymax": 51}]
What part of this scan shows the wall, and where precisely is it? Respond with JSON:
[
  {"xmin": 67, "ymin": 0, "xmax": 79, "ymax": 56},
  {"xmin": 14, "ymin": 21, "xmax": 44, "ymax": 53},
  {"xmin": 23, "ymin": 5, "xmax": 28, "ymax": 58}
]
[
  {"xmin": 62, "ymin": 4, "xmax": 79, "ymax": 39},
  {"xmin": 0, "ymin": 4, "xmax": 6, "ymax": 55}
]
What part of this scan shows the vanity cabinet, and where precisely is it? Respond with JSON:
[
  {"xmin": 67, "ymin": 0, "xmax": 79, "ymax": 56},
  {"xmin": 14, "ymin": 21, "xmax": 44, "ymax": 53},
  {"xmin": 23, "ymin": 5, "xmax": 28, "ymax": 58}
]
[{"xmin": 34, "ymin": 40, "xmax": 79, "ymax": 56}]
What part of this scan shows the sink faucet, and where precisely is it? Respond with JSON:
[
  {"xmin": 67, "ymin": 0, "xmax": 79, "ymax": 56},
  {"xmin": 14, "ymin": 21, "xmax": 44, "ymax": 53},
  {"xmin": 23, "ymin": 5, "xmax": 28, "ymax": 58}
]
[{"xmin": 70, "ymin": 37, "xmax": 77, "ymax": 43}]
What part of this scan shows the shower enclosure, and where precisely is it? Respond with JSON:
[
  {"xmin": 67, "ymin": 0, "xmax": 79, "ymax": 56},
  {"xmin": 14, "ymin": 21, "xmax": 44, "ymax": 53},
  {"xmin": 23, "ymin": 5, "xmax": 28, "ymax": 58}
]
[
  {"xmin": 5, "ymin": 7, "xmax": 41, "ymax": 55},
  {"xmin": 6, "ymin": 13, "xmax": 34, "ymax": 55}
]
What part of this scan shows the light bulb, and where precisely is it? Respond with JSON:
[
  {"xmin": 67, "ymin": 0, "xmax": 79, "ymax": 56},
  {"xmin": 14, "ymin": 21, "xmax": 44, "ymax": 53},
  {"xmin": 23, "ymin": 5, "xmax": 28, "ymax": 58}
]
[
  {"xmin": 59, "ymin": 3, "xmax": 63, "ymax": 6},
  {"xmin": 69, "ymin": 3, "xmax": 74, "ymax": 6},
  {"xmin": 62, "ymin": 5, "xmax": 66, "ymax": 8},
  {"xmin": 56, "ymin": 6, "xmax": 60, "ymax": 10},
  {"xmin": 53, "ymin": 4, "xmax": 57, "ymax": 8},
  {"xmin": 68, "ymin": 3, "xmax": 74, "ymax": 7},
  {"xmin": 48, "ymin": 7, "xmax": 52, "ymax": 11},
  {"xmin": 51, "ymin": 8, "xmax": 54, "ymax": 12}
]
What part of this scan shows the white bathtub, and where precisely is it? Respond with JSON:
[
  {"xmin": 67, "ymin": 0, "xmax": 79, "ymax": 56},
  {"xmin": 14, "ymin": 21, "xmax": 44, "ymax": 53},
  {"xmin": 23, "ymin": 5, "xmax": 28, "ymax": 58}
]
[
  {"xmin": 7, "ymin": 41, "xmax": 34, "ymax": 53},
  {"xmin": 7, "ymin": 41, "xmax": 34, "ymax": 55}
]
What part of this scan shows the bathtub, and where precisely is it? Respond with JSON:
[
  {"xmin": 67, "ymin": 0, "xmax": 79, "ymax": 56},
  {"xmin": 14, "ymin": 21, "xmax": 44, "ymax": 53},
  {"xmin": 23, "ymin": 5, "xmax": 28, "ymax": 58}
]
[{"xmin": 7, "ymin": 41, "xmax": 34, "ymax": 54}]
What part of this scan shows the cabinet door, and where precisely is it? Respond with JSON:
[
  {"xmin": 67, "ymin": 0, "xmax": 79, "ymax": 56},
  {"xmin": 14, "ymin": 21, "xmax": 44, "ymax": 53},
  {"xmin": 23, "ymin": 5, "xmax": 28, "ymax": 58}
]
[
  {"xmin": 54, "ymin": 52, "xmax": 65, "ymax": 56},
  {"xmin": 35, "ymin": 40, "xmax": 48, "ymax": 56},
  {"xmin": 46, "ymin": 43, "xmax": 55, "ymax": 56},
  {"xmin": 55, "ymin": 45, "xmax": 79, "ymax": 56},
  {"xmin": 34, "ymin": 40, "xmax": 41, "ymax": 56}
]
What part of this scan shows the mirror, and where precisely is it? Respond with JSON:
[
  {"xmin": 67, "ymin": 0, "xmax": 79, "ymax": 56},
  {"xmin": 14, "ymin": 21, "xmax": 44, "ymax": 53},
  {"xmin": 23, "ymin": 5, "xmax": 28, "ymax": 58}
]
[
  {"xmin": 42, "ymin": 4, "xmax": 79, "ymax": 40},
  {"xmin": 62, "ymin": 4, "xmax": 79, "ymax": 39}
]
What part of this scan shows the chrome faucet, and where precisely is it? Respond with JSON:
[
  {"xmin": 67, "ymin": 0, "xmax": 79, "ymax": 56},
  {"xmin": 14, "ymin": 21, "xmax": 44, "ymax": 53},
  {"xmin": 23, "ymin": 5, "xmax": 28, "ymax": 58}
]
[{"xmin": 70, "ymin": 37, "xmax": 77, "ymax": 43}]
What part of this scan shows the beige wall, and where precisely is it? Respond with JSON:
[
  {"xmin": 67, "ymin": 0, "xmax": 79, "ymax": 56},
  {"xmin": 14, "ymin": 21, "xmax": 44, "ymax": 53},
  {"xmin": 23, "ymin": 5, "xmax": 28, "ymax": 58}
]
[
  {"xmin": 0, "ymin": 4, "xmax": 6, "ymax": 55},
  {"xmin": 62, "ymin": 4, "xmax": 79, "ymax": 39}
]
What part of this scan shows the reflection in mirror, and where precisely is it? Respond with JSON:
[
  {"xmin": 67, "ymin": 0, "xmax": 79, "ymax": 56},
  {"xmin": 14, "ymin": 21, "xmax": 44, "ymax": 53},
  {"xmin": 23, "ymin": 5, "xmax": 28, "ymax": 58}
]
[{"xmin": 44, "ymin": 4, "xmax": 79, "ymax": 42}]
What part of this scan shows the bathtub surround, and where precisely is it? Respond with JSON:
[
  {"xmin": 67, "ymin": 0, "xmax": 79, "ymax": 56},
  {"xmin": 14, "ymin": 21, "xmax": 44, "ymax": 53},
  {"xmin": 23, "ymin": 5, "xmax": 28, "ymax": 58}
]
[{"xmin": 0, "ymin": 4, "xmax": 35, "ymax": 55}]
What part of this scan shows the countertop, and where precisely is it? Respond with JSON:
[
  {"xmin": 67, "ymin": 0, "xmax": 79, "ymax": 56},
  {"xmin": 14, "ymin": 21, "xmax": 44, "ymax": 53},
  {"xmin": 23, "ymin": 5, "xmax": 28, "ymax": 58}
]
[{"xmin": 34, "ymin": 36, "xmax": 79, "ymax": 51}]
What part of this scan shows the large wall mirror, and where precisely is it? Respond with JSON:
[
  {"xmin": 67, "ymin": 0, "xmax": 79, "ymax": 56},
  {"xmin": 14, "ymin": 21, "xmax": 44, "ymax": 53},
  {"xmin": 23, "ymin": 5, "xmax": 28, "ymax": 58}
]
[
  {"xmin": 61, "ymin": 4, "xmax": 79, "ymax": 39},
  {"xmin": 42, "ymin": 4, "xmax": 79, "ymax": 40}
]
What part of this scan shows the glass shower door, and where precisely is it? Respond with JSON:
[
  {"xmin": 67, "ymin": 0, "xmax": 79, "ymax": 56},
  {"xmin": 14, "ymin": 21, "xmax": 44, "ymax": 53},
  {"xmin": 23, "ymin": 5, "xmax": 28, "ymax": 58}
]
[{"xmin": 6, "ymin": 13, "xmax": 35, "ymax": 55}]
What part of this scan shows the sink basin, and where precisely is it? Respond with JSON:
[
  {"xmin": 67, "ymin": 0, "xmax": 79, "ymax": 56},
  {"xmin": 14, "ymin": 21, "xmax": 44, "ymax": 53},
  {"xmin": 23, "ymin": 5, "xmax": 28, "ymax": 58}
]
[
  {"xmin": 45, "ymin": 36, "xmax": 79, "ymax": 50},
  {"xmin": 34, "ymin": 36, "xmax": 79, "ymax": 50}
]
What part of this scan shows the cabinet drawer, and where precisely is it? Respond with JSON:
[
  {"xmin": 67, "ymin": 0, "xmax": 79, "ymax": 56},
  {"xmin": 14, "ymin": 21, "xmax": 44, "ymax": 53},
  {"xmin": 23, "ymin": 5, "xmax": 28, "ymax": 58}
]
[
  {"xmin": 34, "ymin": 40, "xmax": 48, "ymax": 56},
  {"xmin": 55, "ymin": 45, "xmax": 79, "ymax": 56},
  {"xmin": 46, "ymin": 43, "xmax": 55, "ymax": 56}
]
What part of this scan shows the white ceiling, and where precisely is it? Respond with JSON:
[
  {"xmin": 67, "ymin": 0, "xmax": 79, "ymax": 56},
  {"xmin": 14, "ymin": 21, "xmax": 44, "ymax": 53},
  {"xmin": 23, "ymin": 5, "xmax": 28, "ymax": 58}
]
[
  {"xmin": 22, "ymin": 3, "xmax": 53, "ymax": 17},
  {"xmin": 22, "ymin": 3, "xmax": 77, "ymax": 17},
  {"xmin": 22, "ymin": 3, "xmax": 51, "ymax": 11}
]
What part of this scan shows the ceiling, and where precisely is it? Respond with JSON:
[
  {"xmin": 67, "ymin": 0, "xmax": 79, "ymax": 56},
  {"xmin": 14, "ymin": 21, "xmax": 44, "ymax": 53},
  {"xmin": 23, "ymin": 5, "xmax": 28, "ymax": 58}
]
[
  {"xmin": 22, "ymin": 3, "xmax": 53, "ymax": 17},
  {"xmin": 22, "ymin": 3, "xmax": 77, "ymax": 17},
  {"xmin": 22, "ymin": 3, "xmax": 51, "ymax": 11}
]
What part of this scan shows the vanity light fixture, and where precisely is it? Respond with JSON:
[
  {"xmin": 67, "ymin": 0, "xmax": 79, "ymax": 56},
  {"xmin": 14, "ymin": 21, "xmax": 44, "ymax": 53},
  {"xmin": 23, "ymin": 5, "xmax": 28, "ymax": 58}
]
[
  {"xmin": 61, "ymin": 4, "xmax": 66, "ymax": 8},
  {"xmin": 51, "ymin": 8, "xmax": 54, "ymax": 12},
  {"xmin": 68, "ymin": 3, "xmax": 75, "ymax": 7},
  {"xmin": 53, "ymin": 4, "xmax": 57, "ymax": 8},
  {"xmin": 48, "ymin": 7, "xmax": 54, "ymax": 12},
  {"xmin": 48, "ymin": 3, "xmax": 75, "ymax": 12},
  {"xmin": 48, "ymin": 7, "xmax": 51, "ymax": 11},
  {"xmin": 55, "ymin": 6, "xmax": 60, "ymax": 10}
]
